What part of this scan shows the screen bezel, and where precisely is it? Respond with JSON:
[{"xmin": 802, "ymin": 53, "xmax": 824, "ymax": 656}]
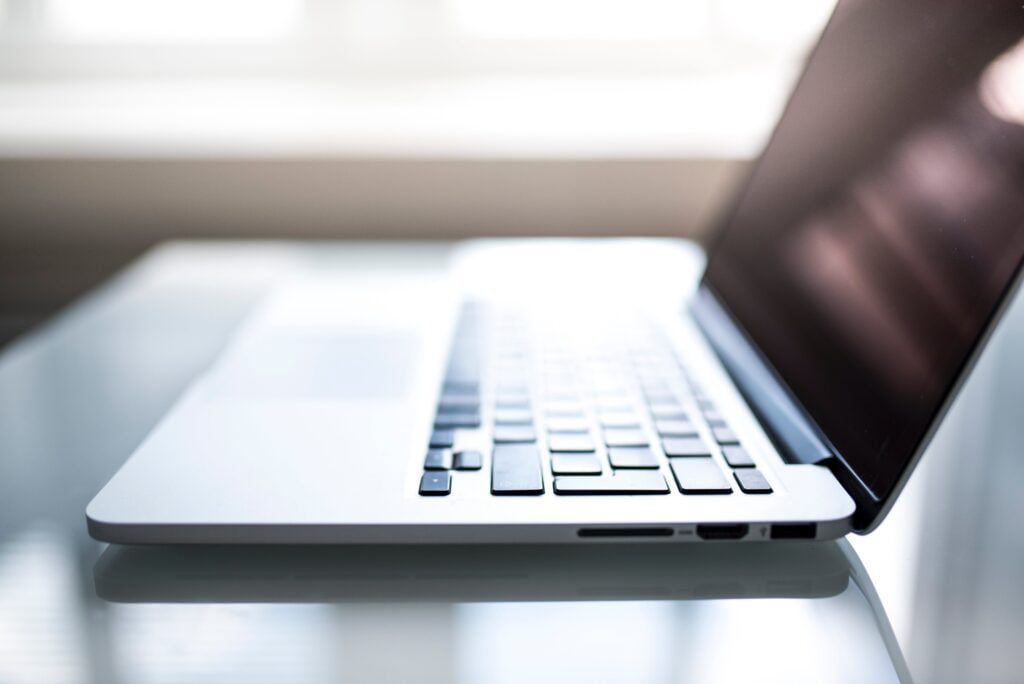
[
  {"xmin": 693, "ymin": 269, "xmax": 1024, "ymax": 532},
  {"xmin": 694, "ymin": 3, "xmax": 1024, "ymax": 531}
]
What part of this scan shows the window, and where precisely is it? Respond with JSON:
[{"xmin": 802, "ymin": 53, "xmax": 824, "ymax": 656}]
[
  {"xmin": 47, "ymin": 0, "xmax": 303, "ymax": 43},
  {"xmin": 0, "ymin": 0, "xmax": 834, "ymax": 158},
  {"xmin": 0, "ymin": 0, "xmax": 832, "ymax": 77}
]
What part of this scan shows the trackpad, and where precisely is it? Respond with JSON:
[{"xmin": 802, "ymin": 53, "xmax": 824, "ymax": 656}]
[{"xmin": 208, "ymin": 333, "xmax": 417, "ymax": 399}]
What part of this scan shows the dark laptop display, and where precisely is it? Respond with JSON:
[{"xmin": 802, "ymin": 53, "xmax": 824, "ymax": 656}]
[{"xmin": 703, "ymin": 1, "xmax": 1024, "ymax": 508}]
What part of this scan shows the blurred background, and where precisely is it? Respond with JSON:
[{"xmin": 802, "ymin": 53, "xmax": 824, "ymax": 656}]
[{"xmin": 0, "ymin": 0, "xmax": 834, "ymax": 346}]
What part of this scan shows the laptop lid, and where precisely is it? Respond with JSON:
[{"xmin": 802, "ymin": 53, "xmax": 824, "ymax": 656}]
[{"xmin": 695, "ymin": 0, "xmax": 1024, "ymax": 531}]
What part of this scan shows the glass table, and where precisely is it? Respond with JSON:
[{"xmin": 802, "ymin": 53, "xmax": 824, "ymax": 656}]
[{"xmin": 3, "ymin": 241, "xmax": 1022, "ymax": 683}]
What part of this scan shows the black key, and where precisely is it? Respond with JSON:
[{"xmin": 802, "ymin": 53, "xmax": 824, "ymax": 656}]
[
  {"xmin": 608, "ymin": 446, "xmax": 659, "ymax": 469},
  {"xmin": 592, "ymin": 386, "xmax": 628, "ymax": 398},
  {"xmin": 721, "ymin": 445, "xmax": 755, "ymax": 468},
  {"xmin": 493, "ymin": 424, "xmax": 537, "ymax": 443},
  {"xmin": 444, "ymin": 381, "xmax": 478, "ymax": 395},
  {"xmin": 596, "ymin": 393, "xmax": 629, "ymax": 405},
  {"xmin": 603, "ymin": 428, "xmax": 649, "ymax": 447},
  {"xmin": 702, "ymin": 409, "xmax": 726, "ymax": 427},
  {"xmin": 419, "ymin": 471, "xmax": 451, "ymax": 496},
  {"xmin": 662, "ymin": 436, "xmax": 712, "ymax": 457},
  {"xmin": 491, "ymin": 445, "xmax": 544, "ymax": 495},
  {"xmin": 599, "ymin": 412, "xmax": 642, "ymax": 429},
  {"xmin": 697, "ymin": 398, "xmax": 715, "ymax": 410},
  {"xmin": 655, "ymin": 419, "xmax": 697, "ymax": 437},
  {"xmin": 453, "ymin": 450, "xmax": 483, "ymax": 470},
  {"xmin": 424, "ymin": 448, "xmax": 452, "ymax": 470},
  {"xmin": 596, "ymin": 400, "xmax": 633, "ymax": 414},
  {"xmin": 437, "ymin": 396, "xmax": 480, "ymax": 413},
  {"xmin": 550, "ymin": 453, "xmax": 603, "ymax": 475},
  {"xmin": 545, "ymin": 402, "xmax": 585, "ymax": 417},
  {"xmin": 554, "ymin": 471, "xmax": 669, "ymax": 495},
  {"xmin": 548, "ymin": 434, "xmax": 596, "ymax": 453},
  {"xmin": 670, "ymin": 458, "xmax": 732, "ymax": 494},
  {"xmin": 638, "ymin": 379, "xmax": 671, "ymax": 392},
  {"xmin": 712, "ymin": 426, "xmax": 739, "ymax": 444},
  {"xmin": 644, "ymin": 392, "xmax": 679, "ymax": 406},
  {"xmin": 495, "ymin": 408, "xmax": 533, "ymax": 425},
  {"xmin": 734, "ymin": 468, "xmax": 772, "ymax": 494},
  {"xmin": 496, "ymin": 396, "xmax": 531, "ymax": 409},
  {"xmin": 544, "ymin": 390, "xmax": 581, "ymax": 402},
  {"xmin": 429, "ymin": 429, "xmax": 454, "ymax": 449},
  {"xmin": 546, "ymin": 417, "xmax": 590, "ymax": 433},
  {"xmin": 649, "ymin": 404, "xmax": 688, "ymax": 420},
  {"xmin": 434, "ymin": 412, "xmax": 481, "ymax": 429}
]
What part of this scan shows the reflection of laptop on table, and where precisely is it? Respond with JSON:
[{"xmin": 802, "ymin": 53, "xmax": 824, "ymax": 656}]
[
  {"xmin": 95, "ymin": 541, "xmax": 850, "ymax": 603},
  {"xmin": 94, "ymin": 542, "xmax": 912, "ymax": 682},
  {"xmin": 87, "ymin": 0, "xmax": 1024, "ymax": 543}
]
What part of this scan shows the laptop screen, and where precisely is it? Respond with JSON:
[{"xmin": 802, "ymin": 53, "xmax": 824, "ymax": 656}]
[{"xmin": 702, "ymin": 0, "xmax": 1024, "ymax": 501}]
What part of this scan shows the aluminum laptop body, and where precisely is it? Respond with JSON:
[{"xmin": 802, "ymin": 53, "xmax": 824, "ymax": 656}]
[{"xmin": 87, "ymin": 0, "xmax": 1024, "ymax": 543}]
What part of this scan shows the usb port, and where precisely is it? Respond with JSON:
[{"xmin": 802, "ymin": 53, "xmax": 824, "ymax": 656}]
[
  {"xmin": 695, "ymin": 523, "xmax": 749, "ymax": 540},
  {"xmin": 770, "ymin": 523, "xmax": 817, "ymax": 539}
]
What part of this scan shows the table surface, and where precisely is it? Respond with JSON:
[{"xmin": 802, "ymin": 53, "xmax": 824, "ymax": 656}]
[{"xmin": 2, "ymin": 241, "xmax": 1023, "ymax": 684}]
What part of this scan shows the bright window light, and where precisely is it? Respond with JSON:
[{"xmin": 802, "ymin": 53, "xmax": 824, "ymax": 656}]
[
  {"xmin": 46, "ymin": 0, "xmax": 303, "ymax": 43},
  {"xmin": 448, "ymin": 0, "xmax": 711, "ymax": 40},
  {"xmin": 716, "ymin": 0, "xmax": 835, "ymax": 45}
]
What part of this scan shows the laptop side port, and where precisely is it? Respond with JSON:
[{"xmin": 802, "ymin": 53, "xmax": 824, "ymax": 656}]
[
  {"xmin": 577, "ymin": 527, "xmax": 674, "ymax": 538},
  {"xmin": 695, "ymin": 523, "xmax": 750, "ymax": 540},
  {"xmin": 769, "ymin": 523, "xmax": 817, "ymax": 539}
]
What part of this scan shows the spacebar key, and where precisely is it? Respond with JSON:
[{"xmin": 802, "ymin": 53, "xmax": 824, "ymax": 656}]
[
  {"xmin": 492, "ymin": 445, "xmax": 545, "ymax": 495},
  {"xmin": 554, "ymin": 472, "xmax": 669, "ymax": 495}
]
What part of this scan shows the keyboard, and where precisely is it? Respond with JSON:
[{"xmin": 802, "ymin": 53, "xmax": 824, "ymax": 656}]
[{"xmin": 418, "ymin": 303, "xmax": 772, "ymax": 497}]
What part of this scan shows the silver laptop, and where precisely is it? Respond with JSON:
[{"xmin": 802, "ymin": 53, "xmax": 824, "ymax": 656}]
[{"xmin": 87, "ymin": 0, "xmax": 1024, "ymax": 544}]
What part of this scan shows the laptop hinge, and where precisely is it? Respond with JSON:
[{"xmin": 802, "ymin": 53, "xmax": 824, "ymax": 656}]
[{"xmin": 690, "ymin": 285, "xmax": 833, "ymax": 467}]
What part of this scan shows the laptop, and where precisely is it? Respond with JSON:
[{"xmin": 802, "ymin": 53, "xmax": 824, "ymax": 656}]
[{"xmin": 87, "ymin": 0, "xmax": 1024, "ymax": 544}]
